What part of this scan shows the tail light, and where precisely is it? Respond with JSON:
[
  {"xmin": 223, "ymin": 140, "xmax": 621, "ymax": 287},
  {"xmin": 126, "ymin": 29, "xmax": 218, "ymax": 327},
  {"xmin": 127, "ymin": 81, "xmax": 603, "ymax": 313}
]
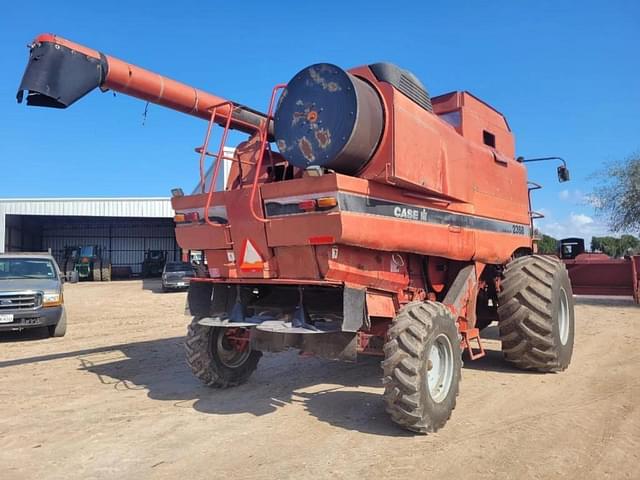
[
  {"xmin": 316, "ymin": 196, "xmax": 338, "ymax": 209},
  {"xmin": 184, "ymin": 211, "xmax": 199, "ymax": 222},
  {"xmin": 297, "ymin": 196, "xmax": 337, "ymax": 212},
  {"xmin": 298, "ymin": 200, "xmax": 317, "ymax": 211},
  {"xmin": 174, "ymin": 211, "xmax": 200, "ymax": 223},
  {"xmin": 308, "ymin": 235, "xmax": 335, "ymax": 245}
]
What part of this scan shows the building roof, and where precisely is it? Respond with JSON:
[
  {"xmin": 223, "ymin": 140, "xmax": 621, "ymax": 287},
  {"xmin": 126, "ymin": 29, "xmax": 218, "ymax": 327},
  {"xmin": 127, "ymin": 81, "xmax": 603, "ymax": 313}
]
[
  {"xmin": 0, "ymin": 197, "xmax": 174, "ymax": 218},
  {"xmin": 0, "ymin": 252, "xmax": 56, "ymax": 260}
]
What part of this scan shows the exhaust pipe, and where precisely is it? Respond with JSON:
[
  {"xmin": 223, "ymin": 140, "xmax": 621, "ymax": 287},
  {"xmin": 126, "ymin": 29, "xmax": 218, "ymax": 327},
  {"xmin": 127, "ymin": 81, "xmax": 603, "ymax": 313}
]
[{"xmin": 17, "ymin": 34, "xmax": 273, "ymax": 137}]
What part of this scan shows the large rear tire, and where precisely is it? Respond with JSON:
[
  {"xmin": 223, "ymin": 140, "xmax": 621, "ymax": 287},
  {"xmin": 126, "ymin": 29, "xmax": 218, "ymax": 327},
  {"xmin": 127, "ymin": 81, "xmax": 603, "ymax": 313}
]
[
  {"xmin": 185, "ymin": 319, "xmax": 261, "ymax": 388},
  {"xmin": 382, "ymin": 301, "xmax": 462, "ymax": 433},
  {"xmin": 101, "ymin": 263, "xmax": 112, "ymax": 282},
  {"xmin": 63, "ymin": 258, "xmax": 74, "ymax": 280},
  {"xmin": 497, "ymin": 255, "xmax": 574, "ymax": 372},
  {"xmin": 92, "ymin": 261, "xmax": 102, "ymax": 282}
]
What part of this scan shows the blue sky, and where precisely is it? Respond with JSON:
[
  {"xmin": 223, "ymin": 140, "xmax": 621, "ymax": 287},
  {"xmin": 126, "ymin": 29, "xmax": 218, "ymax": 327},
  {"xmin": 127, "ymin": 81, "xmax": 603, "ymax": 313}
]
[{"xmin": 1, "ymin": 1, "xmax": 638, "ymax": 241}]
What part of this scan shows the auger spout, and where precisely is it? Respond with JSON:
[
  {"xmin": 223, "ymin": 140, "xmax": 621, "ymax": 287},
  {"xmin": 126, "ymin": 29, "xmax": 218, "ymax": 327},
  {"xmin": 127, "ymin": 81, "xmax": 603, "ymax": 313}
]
[{"xmin": 17, "ymin": 33, "xmax": 272, "ymax": 136}]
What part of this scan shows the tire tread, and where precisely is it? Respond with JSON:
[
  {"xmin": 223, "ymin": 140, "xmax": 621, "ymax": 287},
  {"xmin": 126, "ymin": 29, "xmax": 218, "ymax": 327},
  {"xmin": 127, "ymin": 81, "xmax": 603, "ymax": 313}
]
[
  {"xmin": 497, "ymin": 255, "xmax": 571, "ymax": 372},
  {"xmin": 382, "ymin": 301, "xmax": 460, "ymax": 433}
]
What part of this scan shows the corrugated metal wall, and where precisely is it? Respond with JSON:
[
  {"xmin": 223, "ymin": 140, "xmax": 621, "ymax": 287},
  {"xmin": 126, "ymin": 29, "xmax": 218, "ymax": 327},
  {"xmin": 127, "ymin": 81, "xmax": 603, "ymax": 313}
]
[
  {"xmin": 0, "ymin": 198, "xmax": 174, "ymax": 218},
  {"xmin": 4, "ymin": 215, "xmax": 41, "ymax": 252},
  {"xmin": 6, "ymin": 215, "xmax": 179, "ymax": 275},
  {"xmin": 0, "ymin": 198, "xmax": 175, "ymax": 254}
]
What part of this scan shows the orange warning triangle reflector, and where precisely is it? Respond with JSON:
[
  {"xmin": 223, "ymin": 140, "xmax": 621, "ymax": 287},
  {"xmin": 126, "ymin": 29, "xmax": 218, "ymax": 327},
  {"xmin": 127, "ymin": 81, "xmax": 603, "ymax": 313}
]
[{"xmin": 239, "ymin": 239, "xmax": 264, "ymax": 271}]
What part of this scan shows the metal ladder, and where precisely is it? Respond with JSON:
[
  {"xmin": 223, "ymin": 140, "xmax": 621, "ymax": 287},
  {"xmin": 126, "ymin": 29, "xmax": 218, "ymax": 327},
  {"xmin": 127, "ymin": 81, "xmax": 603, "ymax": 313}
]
[{"xmin": 195, "ymin": 84, "xmax": 287, "ymax": 226}]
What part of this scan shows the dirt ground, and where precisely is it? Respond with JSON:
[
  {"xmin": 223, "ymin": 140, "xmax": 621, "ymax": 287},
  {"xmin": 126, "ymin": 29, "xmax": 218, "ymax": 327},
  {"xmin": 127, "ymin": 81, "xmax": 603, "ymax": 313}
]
[{"xmin": 0, "ymin": 280, "xmax": 638, "ymax": 480}]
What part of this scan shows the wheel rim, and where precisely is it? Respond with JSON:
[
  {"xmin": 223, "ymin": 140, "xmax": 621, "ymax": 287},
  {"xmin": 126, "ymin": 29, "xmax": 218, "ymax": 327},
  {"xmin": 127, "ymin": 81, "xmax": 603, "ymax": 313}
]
[
  {"xmin": 426, "ymin": 333, "xmax": 454, "ymax": 403},
  {"xmin": 558, "ymin": 287, "xmax": 570, "ymax": 346},
  {"xmin": 214, "ymin": 330, "xmax": 251, "ymax": 368}
]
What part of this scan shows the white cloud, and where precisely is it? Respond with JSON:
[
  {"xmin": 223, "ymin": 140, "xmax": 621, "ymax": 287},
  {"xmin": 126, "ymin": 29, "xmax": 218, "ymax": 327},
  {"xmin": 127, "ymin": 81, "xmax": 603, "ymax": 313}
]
[
  {"xmin": 558, "ymin": 189, "xmax": 587, "ymax": 204},
  {"xmin": 536, "ymin": 211, "xmax": 609, "ymax": 244},
  {"xmin": 570, "ymin": 213, "xmax": 593, "ymax": 227}
]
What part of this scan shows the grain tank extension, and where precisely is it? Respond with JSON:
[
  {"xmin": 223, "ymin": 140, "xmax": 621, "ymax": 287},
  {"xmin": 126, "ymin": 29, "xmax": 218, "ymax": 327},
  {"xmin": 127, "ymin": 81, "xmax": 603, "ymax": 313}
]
[{"xmin": 17, "ymin": 34, "xmax": 575, "ymax": 433}]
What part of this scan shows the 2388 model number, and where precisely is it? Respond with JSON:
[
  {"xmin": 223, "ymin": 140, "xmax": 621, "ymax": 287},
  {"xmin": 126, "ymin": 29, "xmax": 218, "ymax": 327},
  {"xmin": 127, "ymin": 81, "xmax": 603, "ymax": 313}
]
[{"xmin": 512, "ymin": 224, "xmax": 526, "ymax": 235}]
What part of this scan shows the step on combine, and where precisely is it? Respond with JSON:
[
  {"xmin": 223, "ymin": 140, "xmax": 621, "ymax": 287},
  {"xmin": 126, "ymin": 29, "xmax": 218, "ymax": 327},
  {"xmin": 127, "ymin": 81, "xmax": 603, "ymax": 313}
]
[{"xmin": 17, "ymin": 34, "xmax": 575, "ymax": 433}]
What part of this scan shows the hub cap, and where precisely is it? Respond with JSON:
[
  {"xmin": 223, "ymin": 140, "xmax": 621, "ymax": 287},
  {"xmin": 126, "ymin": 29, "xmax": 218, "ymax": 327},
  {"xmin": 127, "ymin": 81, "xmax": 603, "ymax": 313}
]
[
  {"xmin": 558, "ymin": 287, "xmax": 570, "ymax": 346},
  {"xmin": 426, "ymin": 333, "xmax": 454, "ymax": 403},
  {"xmin": 215, "ymin": 330, "xmax": 251, "ymax": 368}
]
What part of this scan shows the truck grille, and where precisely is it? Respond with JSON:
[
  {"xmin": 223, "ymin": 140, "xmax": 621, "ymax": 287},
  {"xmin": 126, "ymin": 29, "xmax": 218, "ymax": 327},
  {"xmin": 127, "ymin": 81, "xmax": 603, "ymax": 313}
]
[{"xmin": 0, "ymin": 292, "xmax": 42, "ymax": 310}]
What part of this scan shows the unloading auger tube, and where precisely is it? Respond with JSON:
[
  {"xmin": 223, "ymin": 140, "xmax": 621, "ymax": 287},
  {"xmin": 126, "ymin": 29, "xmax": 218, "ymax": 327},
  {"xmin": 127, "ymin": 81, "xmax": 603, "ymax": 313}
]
[
  {"xmin": 17, "ymin": 37, "xmax": 385, "ymax": 175},
  {"xmin": 16, "ymin": 34, "xmax": 273, "ymax": 137}
]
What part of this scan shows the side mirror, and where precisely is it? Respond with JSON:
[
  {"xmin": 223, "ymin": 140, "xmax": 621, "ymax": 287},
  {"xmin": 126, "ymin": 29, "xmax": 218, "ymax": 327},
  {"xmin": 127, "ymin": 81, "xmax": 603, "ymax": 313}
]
[{"xmin": 557, "ymin": 165, "xmax": 570, "ymax": 182}]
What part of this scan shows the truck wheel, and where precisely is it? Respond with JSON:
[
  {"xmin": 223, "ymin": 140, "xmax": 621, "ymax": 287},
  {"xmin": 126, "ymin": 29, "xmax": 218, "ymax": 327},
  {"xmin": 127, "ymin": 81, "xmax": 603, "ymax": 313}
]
[
  {"xmin": 382, "ymin": 301, "xmax": 462, "ymax": 433},
  {"xmin": 185, "ymin": 319, "xmax": 261, "ymax": 388},
  {"xmin": 497, "ymin": 255, "xmax": 574, "ymax": 372},
  {"xmin": 48, "ymin": 310, "xmax": 67, "ymax": 337},
  {"xmin": 101, "ymin": 264, "xmax": 112, "ymax": 282}
]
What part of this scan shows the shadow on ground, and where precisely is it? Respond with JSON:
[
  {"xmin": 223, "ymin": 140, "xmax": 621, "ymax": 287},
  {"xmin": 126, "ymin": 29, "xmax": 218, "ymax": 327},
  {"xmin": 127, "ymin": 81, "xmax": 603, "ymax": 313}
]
[
  {"xmin": 141, "ymin": 277, "xmax": 163, "ymax": 293},
  {"xmin": 0, "ymin": 323, "xmax": 538, "ymax": 434},
  {"xmin": 0, "ymin": 335, "xmax": 408, "ymax": 436},
  {"xmin": 0, "ymin": 327, "xmax": 51, "ymax": 343},
  {"xmin": 141, "ymin": 277, "xmax": 188, "ymax": 294},
  {"xmin": 461, "ymin": 324, "xmax": 544, "ymax": 375}
]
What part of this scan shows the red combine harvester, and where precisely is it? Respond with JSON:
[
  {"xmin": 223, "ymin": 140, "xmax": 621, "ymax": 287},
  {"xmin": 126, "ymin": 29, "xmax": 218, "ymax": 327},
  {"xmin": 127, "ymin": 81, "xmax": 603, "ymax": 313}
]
[
  {"xmin": 559, "ymin": 238, "xmax": 640, "ymax": 303},
  {"xmin": 18, "ymin": 34, "xmax": 575, "ymax": 433}
]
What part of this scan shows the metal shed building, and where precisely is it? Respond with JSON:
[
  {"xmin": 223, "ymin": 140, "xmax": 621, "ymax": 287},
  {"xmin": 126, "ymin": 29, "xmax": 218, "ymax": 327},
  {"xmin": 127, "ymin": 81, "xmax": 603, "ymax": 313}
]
[{"xmin": 0, "ymin": 198, "xmax": 178, "ymax": 276}]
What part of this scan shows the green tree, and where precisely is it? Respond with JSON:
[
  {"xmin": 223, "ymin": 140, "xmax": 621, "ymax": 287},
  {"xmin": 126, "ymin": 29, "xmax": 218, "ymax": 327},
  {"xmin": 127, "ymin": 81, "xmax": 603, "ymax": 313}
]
[
  {"xmin": 619, "ymin": 234, "xmax": 640, "ymax": 256},
  {"xmin": 591, "ymin": 236, "xmax": 618, "ymax": 257},
  {"xmin": 536, "ymin": 233, "xmax": 558, "ymax": 254},
  {"xmin": 592, "ymin": 154, "xmax": 640, "ymax": 233},
  {"xmin": 591, "ymin": 234, "xmax": 640, "ymax": 257}
]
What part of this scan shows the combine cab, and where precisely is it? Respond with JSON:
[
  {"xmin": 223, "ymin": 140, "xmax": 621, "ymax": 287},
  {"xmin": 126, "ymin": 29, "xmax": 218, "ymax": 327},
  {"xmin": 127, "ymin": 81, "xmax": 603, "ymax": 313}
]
[
  {"xmin": 61, "ymin": 245, "xmax": 112, "ymax": 282},
  {"xmin": 17, "ymin": 34, "xmax": 578, "ymax": 433},
  {"xmin": 559, "ymin": 237, "xmax": 585, "ymax": 260}
]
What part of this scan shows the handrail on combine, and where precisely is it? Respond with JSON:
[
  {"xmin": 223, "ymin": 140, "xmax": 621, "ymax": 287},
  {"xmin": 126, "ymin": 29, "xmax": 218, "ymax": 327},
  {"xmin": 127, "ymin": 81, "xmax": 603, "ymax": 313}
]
[
  {"xmin": 202, "ymin": 101, "xmax": 235, "ymax": 228},
  {"xmin": 247, "ymin": 84, "xmax": 287, "ymax": 223},
  {"xmin": 197, "ymin": 83, "xmax": 287, "ymax": 226},
  {"xmin": 198, "ymin": 102, "xmax": 231, "ymax": 194}
]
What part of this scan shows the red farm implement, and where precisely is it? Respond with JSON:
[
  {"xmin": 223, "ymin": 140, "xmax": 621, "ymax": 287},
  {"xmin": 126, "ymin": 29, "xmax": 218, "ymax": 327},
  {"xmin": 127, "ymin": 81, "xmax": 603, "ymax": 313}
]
[{"xmin": 17, "ymin": 33, "xmax": 577, "ymax": 433}]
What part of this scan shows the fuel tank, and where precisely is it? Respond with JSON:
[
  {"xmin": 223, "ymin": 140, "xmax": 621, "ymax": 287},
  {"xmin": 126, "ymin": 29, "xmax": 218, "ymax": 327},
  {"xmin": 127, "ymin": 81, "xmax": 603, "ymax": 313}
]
[{"xmin": 274, "ymin": 63, "xmax": 384, "ymax": 175}]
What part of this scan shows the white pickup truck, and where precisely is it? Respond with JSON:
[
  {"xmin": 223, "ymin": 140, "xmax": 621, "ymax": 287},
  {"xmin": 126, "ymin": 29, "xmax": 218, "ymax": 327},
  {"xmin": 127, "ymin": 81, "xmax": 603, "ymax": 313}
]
[{"xmin": 0, "ymin": 253, "xmax": 66, "ymax": 337}]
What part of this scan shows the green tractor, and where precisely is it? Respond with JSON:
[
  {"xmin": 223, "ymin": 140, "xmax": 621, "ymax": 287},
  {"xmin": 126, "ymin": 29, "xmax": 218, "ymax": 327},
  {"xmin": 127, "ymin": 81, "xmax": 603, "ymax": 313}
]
[
  {"xmin": 61, "ymin": 245, "xmax": 112, "ymax": 281},
  {"xmin": 141, "ymin": 249, "xmax": 167, "ymax": 278}
]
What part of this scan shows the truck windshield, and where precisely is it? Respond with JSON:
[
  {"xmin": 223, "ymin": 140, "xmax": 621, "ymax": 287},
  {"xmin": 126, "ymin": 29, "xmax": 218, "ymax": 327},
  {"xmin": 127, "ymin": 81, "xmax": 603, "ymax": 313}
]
[
  {"xmin": 0, "ymin": 259, "xmax": 57, "ymax": 280},
  {"xmin": 80, "ymin": 246, "xmax": 95, "ymax": 257},
  {"xmin": 165, "ymin": 262, "xmax": 194, "ymax": 273}
]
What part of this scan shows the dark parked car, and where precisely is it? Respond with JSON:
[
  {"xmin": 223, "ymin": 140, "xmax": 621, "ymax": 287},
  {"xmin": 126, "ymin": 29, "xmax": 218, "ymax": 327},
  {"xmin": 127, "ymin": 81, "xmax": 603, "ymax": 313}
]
[
  {"xmin": 0, "ymin": 253, "xmax": 66, "ymax": 337},
  {"xmin": 161, "ymin": 261, "xmax": 195, "ymax": 292}
]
